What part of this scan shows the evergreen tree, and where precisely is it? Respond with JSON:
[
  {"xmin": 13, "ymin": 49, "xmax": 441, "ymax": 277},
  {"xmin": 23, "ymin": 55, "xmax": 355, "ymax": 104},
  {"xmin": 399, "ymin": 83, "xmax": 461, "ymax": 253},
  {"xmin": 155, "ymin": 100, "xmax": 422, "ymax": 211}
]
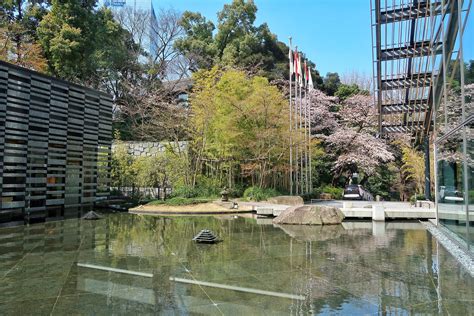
[
  {"xmin": 38, "ymin": 0, "xmax": 134, "ymax": 86},
  {"xmin": 322, "ymin": 72, "xmax": 341, "ymax": 96},
  {"xmin": 175, "ymin": 0, "xmax": 322, "ymax": 82}
]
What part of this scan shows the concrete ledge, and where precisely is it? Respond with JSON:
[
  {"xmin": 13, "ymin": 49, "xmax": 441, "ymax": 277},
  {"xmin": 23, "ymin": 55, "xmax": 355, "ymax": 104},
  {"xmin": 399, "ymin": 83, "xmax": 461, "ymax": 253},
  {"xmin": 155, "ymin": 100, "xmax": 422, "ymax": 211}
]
[
  {"xmin": 341, "ymin": 208, "xmax": 372, "ymax": 218},
  {"xmin": 385, "ymin": 210, "xmax": 435, "ymax": 219},
  {"xmin": 341, "ymin": 208, "xmax": 435, "ymax": 219},
  {"xmin": 342, "ymin": 202, "xmax": 353, "ymax": 209},
  {"xmin": 372, "ymin": 205, "xmax": 385, "ymax": 221},
  {"xmin": 256, "ymin": 207, "xmax": 274, "ymax": 216}
]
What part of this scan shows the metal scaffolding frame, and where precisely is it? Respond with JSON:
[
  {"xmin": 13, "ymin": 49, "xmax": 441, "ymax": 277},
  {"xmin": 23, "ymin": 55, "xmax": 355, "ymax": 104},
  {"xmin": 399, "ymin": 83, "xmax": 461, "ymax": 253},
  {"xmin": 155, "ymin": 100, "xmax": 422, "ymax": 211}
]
[
  {"xmin": 371, "ymin": 0, "xmax": 472, "ymax": 202},
  {"xmin": 371, "ymin": 0, "xmax": 450, "ymax": 141}
]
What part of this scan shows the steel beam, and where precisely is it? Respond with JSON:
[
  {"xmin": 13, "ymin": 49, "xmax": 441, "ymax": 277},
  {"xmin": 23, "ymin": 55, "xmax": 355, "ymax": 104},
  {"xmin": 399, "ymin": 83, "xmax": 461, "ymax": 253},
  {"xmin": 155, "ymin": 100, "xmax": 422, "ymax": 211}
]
[
  {"xmin": 380, "ymin": 41, "xmax": 442, "ymax": 61},
  {"xmin": 381, "ymin": 103, "xmax": 429, "ymax": 114},
  {"xmin": 381, "ymin": 72, "xmax": 432, "ymax": 90},
  {"xmin": 424, "ymin": 0, "xmax": 461, "ymax": 135},
  {"xmin": 378, "ymin": 1, "xmax": 444, "ymax": 24},
  {"xmin": 382, "ymin": 123, "xmax": 425, "ymax": 133},
  {"xmin": 375, "ymin": 0, "xmax": 383, "ymax": 136}
]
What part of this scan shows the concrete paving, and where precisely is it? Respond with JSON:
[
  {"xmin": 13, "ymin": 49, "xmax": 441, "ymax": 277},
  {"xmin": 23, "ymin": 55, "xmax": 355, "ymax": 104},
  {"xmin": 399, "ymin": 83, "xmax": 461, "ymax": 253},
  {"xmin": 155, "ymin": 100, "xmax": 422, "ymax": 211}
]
[
  {"xmin": 311, "ymin": 200, "xmax": 435, "ymax": 219},
  {"xmin": 249, "ymin": 200, "xmax": 436, "ymax": 220}
]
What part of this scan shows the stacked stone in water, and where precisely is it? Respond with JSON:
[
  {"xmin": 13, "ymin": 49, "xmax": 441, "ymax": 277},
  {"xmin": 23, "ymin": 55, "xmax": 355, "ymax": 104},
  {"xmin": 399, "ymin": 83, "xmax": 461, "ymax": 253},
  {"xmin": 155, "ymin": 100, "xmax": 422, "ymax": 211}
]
[
  {"xmin": 82, "ymin": 211, "xmax": 102, "ymax": 220},
  {"xmin": 192, "ymin": 229, "xmax": 219, "ymax": 243}
]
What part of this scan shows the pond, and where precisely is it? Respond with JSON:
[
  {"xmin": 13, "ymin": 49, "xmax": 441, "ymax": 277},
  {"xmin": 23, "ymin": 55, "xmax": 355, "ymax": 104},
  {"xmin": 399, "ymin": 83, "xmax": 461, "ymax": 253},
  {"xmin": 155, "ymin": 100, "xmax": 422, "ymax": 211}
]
[{"xmin": 0, "ymin": 213, "xmax": 472, "ymax": 315}]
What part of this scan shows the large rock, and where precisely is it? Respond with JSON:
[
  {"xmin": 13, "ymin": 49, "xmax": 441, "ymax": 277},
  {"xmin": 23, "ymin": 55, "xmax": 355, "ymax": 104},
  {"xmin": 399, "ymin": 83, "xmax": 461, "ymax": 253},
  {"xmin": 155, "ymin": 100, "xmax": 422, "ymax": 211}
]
[
  {"xmin": 267, "ymin": 195, "xmax": 304, "ymax": 206},
  {"xmin": 273, "ymin": 205, "xmax": 344, "ymax": 225},
  {"xmin": 276, "ymin": 224, "xmax": 344, "ymax": 241}
]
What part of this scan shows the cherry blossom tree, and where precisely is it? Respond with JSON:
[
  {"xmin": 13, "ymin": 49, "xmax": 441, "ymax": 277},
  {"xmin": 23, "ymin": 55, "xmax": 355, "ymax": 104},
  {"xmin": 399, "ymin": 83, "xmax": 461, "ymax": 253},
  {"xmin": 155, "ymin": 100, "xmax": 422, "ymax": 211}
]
[
  {"xmin": 306, "ymin": 89, "xmax": 338, "ymax": 135},
  {"xmin": 324, "ymin": 94, "xmax": 394, "ymax": 182}
]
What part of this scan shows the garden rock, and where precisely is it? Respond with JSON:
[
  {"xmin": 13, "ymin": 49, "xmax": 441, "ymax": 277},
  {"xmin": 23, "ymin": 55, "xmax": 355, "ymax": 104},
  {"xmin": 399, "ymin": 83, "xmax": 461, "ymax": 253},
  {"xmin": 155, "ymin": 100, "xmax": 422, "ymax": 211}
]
[
  {"xmin": 273, "ymin": 205, "xmax": 344, "ymax": 225},
  {"xmin": 267, "ymin": 195, "xmax": 304, "ymax": 206}
]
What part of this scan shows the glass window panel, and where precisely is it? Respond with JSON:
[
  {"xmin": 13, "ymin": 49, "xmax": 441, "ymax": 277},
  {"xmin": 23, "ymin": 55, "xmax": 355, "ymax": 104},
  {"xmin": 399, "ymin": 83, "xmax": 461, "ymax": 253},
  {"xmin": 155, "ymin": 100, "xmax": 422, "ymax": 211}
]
[
  {"xmin": 467, "ymin": 120, "xmax": 473, "ymax": 248},
  {"xmin": 437, "ymin": 127, "xmax": 467, "ymax": 242}
]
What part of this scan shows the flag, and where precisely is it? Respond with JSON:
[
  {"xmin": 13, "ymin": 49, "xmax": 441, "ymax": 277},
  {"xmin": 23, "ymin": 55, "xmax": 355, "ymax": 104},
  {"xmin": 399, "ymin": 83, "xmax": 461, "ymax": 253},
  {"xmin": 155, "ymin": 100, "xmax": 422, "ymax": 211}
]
[
  {"xmin": 304, "ymin": 60, "xmax": 308, "ymax": 88},
  {"xmin": 308, "ymin": 66, "xmax": 314, "ymax": 90},
  {"xmin": 297, "ymin": 53, "xmax": 302, "ymax": 86},
  {"xmin": 289, "ymin": 47, "xmax": 294, "ymax": 75},
  {"xmin": 294, "ymin": 50, "xmax": 299, "ymax": 79}
]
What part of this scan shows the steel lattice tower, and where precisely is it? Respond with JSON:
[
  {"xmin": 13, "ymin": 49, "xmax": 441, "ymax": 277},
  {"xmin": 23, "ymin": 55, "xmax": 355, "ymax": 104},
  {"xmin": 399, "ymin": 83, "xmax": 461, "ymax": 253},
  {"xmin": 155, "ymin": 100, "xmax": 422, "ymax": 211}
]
[{"xmin": 371, "ymin": 0, "xmax": 449, "ymax": 140}]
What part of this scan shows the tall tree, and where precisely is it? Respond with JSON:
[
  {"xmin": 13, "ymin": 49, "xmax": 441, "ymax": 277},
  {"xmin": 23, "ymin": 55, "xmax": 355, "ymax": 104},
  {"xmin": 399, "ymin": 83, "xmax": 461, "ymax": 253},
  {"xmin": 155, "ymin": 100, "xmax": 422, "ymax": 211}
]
[
  {"xmin": 307, "ymin": 88, "xmax": 338, "ymax": 135},
  {"xmin": 37, "ymin": 0, "xmax": 133, "ymax": 86},
  {"xmin": 149, "ymin": 7, "xmax": 187, "ymax": 81},
  {"xmin": 190, "ymin": 67, "xmax": 289, "ymax": 188},
  {"xmin": 174, "ymin": 11, "xmax": 216, "ymax": 71},
  {"xmin": 401, "ymin": 146, "xmax": 425, "ymax": 195},
  {"xmin": 322, "ymin": 72, "xmax": 341, "ymax": 96},
  {"xmin": 335, "ymin": 83, "xmax": 368, "ymax": 101},
  {"xmin": 325, "ymin": 95, "xmax": 394, "ymax": 183},
  {"xmin": 175, "ymin": 0, "xmax": 305, "ymax": 81},
  {"xmin": 0, "ymin": 0, "xmax": 48, "ymax": 70}
]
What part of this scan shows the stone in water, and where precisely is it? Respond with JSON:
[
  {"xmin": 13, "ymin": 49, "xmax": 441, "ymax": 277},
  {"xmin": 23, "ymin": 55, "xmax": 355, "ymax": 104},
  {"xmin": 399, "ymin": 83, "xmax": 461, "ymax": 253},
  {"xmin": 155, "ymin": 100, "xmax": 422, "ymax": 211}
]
[
  {"xmin": 193, "ymin": 229, "xmax": 220, "ymax": 243},
  {"xmin": 82, "ymin": 211, "xmax": 102, "ymax": 220}
]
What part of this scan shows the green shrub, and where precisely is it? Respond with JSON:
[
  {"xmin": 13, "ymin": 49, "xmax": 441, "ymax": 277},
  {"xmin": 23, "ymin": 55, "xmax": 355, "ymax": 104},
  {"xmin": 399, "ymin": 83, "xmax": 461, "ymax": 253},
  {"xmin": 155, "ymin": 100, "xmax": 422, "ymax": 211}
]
[
  {"xmin": 147, "ymin": 199, "xmax": 165, "ymax": 205},
  {"xmin": 228, "ymin": 183, "xmax": 245, "ymax": 198},
  {"xmin": 321, "ymin": 185, "xmax": 343, "ymax": 199},
  {"xmin": 171, "ymin": 177, "xmax": 221, "ymax": 199},
  {"xmin": 243, "ymin": 186, "xmax": 280, "ymax": 202},
  {"xmin": 409, "ymin": 193, "xmax": 426, "ymax": 204},
  {"xmin": 468, "ymin": 190, "xmax": 474, "ymax": 202},
  {"xmin": 165, "ymin": 197, "xmax": 191, "ymax": 206},
  {"xmin": 301, "ymin": 188, "xmax": 322, "ymax": 201},
  {"xmin": 193, "ymin": 176, "xmax": 221, "ymax": 197},
  {"xmin": 171, "ymin": 186, "xmax": 199, "ymax": 198}
]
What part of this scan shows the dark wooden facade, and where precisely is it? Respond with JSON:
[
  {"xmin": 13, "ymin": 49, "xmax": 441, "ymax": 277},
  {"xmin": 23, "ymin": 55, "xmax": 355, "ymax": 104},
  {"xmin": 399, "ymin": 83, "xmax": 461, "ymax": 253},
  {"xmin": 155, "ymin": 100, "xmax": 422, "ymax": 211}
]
[{"xmin": 0, "ymin": 61, "xmax": 112, "ymax": 223}]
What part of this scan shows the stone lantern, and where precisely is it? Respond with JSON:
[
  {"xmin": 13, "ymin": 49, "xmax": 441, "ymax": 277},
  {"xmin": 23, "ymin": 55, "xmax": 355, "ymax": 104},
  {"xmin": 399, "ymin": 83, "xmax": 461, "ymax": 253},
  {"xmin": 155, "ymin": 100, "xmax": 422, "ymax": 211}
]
[{"xmin": 220, "ymin": 187, "xmax": 229, "ymax": 202}]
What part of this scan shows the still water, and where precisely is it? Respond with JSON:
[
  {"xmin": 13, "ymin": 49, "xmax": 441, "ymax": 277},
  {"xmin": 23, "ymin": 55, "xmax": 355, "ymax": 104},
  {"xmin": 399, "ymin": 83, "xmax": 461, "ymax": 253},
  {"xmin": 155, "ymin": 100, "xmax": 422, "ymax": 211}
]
[{"xmin": 0, "ymin": 213, "xmax": 472, "ymax": 315}]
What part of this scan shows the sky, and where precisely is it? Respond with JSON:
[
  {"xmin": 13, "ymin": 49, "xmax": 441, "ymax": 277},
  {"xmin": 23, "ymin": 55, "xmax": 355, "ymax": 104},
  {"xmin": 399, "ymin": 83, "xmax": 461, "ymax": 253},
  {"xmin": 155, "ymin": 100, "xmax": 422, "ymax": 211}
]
[
  {"xmin": 149, "ymin": 0, "xmax": 474, "ymax": 79},
  {"xmin": 152, "ymin": 0, "xmax": 375, "ymax": 79}
]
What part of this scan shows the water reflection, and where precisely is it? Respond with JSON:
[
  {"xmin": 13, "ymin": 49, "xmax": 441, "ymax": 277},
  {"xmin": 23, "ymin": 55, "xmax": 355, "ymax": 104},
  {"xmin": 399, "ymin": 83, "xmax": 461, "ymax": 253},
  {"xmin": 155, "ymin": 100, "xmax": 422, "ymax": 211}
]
[{"xmin": 0, "ymin": 214, "xmax": 472, "ymax": 315}]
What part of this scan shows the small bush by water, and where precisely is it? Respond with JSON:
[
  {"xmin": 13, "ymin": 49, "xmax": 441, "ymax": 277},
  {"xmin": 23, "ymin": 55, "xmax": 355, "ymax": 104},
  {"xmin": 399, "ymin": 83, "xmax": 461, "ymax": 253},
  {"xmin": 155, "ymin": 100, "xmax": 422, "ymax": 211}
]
[
  {"xmin": 243, "ymin": 186, "xmax": 280, "ymax": 202},
  {"xmin": 321, "ymin": 185, "xmax": 343, "ymax": 199},
  {"xmin": 148, "ymin": 197, "xmax": 214, "ymax": 206}
]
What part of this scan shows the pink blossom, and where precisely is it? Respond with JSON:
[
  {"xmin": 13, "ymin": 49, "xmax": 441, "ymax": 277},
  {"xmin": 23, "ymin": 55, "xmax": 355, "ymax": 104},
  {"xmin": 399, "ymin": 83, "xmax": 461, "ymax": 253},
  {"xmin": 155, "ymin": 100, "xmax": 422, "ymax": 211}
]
[{"xmin": 324, "ymin": 93, "xmax": 394, "ymax": 176}]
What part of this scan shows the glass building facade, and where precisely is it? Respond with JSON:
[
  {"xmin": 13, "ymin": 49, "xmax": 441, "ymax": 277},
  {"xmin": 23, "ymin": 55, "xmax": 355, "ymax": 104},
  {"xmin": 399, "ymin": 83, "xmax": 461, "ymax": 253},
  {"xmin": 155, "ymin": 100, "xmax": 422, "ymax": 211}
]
[{"xmin": 433, "ymin": 0, "xmax": 473, "ymax": 251}]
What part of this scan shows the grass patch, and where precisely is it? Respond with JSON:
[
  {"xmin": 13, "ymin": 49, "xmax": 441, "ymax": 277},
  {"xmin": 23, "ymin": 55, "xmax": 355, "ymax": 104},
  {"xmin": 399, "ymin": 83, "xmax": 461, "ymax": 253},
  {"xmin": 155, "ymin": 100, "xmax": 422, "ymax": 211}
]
[{"xmin": 147, "ymin": 197, "xmax": 215, "ymax": 206}]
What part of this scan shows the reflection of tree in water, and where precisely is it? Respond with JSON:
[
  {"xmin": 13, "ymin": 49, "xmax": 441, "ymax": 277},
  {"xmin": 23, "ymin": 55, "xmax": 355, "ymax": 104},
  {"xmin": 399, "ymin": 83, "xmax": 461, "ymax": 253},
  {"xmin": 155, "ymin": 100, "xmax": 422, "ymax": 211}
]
[
  {"xmin": 279, "ymin": 226, "xmax": 442, "ymax": 314},
  {"xmin": 99, "ymin": 216, "xmax": 466, "ymax": 314},
  {"xmin": 436, "ymin": 85, "xmax": 474, "ymax": 170},
  {"xmin": 437, "ymin": 84, "xmax": 474, "ymax": 139},
  {"xmin": 70, "ymin": 215, "xmax": 472, "ymax": 314}
]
